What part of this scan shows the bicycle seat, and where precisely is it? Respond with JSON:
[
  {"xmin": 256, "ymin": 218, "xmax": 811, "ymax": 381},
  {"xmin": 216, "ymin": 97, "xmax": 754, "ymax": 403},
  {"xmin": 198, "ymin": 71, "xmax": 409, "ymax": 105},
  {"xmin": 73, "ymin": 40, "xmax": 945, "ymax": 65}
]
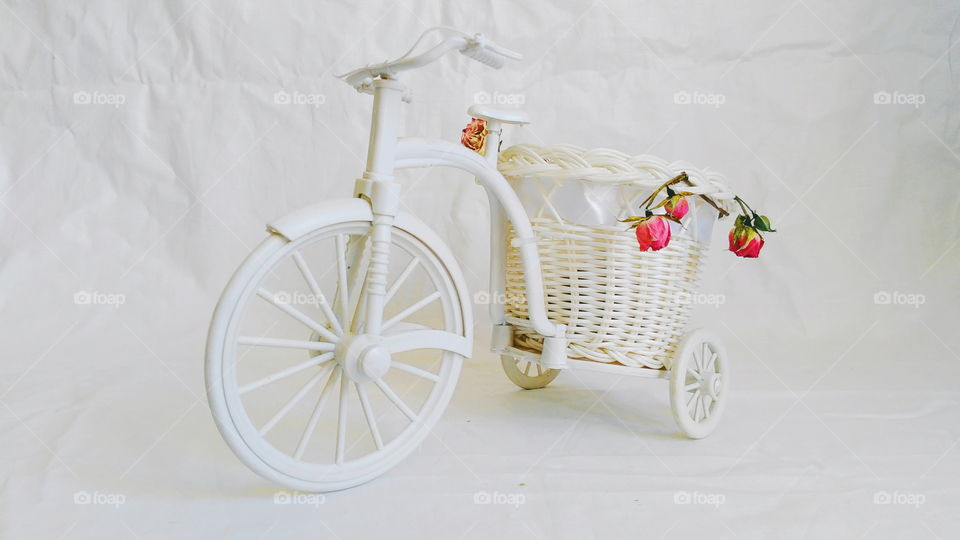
[{"xmin": 467, "ymin": 104, "xmax": 530, "ymax": 125}]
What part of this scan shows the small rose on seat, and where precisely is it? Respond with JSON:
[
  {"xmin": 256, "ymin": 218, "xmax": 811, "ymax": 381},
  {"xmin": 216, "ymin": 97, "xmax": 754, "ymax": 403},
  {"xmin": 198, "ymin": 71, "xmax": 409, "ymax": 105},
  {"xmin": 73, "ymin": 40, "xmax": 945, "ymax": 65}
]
[{"xmin": 461, "ymin": 118, "xmax": 488, "ymax": 154}]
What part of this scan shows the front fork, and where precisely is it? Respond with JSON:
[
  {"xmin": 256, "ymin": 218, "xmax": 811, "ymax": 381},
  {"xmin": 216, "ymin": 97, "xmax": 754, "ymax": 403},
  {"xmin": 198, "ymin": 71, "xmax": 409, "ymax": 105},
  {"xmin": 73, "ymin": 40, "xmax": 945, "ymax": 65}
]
[
  {"xmin": 344, "ymin": 178, "xmax": 401, "ymax": 337},
  {"xmin": 342, "ymin": 78, "xmax": 406, "ymax": 338}
]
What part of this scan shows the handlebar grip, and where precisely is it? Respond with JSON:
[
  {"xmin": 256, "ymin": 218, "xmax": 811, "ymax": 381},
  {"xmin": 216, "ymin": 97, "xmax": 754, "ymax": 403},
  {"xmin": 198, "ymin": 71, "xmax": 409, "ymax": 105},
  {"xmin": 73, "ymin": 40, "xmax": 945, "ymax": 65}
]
[{"xmin": 460, "ymin": 45, "xmax": 506, "ymax": 69}]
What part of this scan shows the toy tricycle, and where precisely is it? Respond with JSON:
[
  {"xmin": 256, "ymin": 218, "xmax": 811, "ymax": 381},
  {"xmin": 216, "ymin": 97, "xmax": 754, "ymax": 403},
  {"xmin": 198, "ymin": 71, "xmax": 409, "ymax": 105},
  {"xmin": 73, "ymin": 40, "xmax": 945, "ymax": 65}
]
[{"xmin": 206, "ymin": 28, "xmax": 733, "ymax": 492}]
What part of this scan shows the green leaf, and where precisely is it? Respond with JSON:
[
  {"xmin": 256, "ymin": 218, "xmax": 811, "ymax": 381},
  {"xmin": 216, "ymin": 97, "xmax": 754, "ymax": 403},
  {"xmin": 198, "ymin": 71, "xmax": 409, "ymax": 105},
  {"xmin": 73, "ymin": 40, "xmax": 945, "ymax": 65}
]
[{"xmin": 754, "ymin": 214, "xmax": 776, "ymax": 232}]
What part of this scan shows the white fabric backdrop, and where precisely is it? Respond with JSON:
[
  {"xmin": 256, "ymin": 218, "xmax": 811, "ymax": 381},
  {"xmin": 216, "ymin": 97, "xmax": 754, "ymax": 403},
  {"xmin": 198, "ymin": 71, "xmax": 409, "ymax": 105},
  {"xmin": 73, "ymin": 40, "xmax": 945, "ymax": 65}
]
[{"xmin": 1, "ymin": 0, "xmax": 958, "ymax": 538}]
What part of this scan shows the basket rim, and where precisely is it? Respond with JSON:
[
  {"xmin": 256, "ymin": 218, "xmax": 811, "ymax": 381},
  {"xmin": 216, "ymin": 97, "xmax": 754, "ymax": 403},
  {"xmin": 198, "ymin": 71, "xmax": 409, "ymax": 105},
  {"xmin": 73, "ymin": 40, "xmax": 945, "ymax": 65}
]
[{"xmin": 498, "ymin": 144, "xmax": 736, "ymax": 211}]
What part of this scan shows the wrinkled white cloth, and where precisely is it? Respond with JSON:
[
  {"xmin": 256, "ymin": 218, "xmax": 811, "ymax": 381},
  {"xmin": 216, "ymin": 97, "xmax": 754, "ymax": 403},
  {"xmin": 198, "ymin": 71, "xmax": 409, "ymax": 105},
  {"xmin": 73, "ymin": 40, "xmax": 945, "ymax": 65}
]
[{"xmin": 1, "ymin": 1, "xmax": 958, "ymax": 538}]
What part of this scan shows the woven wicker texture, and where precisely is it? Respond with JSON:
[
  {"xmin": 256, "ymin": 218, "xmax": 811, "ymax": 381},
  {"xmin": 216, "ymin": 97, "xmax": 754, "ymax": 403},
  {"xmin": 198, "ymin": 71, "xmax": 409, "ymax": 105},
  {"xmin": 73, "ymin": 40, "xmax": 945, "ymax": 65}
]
[
  {"xmin": 499, "ymin": 145, "xmax": 727, "ymax": 368},
  {"xmin": 499, "ymin": 144, "xmax": 736, "ymax": 211}
]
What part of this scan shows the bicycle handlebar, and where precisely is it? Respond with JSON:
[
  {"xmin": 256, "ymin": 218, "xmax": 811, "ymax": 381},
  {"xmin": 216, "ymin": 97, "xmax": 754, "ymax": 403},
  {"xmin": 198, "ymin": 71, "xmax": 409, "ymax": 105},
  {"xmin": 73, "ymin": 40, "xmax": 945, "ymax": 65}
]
[{"xmin": 339, "ymin": 28, "xmax": 522, "ymax": 94}]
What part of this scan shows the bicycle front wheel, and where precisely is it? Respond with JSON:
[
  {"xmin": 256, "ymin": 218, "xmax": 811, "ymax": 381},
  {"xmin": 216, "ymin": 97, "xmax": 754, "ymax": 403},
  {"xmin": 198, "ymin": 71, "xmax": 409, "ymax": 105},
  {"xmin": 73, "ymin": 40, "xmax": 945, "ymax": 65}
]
[{"xmin": 206, "ymin": 212, "xmax": 468, "ymax": 492}]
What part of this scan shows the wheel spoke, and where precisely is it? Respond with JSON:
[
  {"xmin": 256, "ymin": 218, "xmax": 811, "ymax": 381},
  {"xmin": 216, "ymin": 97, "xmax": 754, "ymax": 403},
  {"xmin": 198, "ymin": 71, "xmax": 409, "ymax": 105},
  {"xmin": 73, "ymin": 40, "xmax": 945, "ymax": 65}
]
[
  {"xmin": 382, "ymin": 291, "xmax": 442, "ymax": 331},
  {"xmin": 536, "ymin": 364, "xmax": 543, "ymax": 377},
  {"xmin": 335, "ymin": 369, "xmax": 350, "ymax": 464},
  {"xmin": 294, "ymin": 365, "xmax": 341, "ymax": 459},
  {"xmin": 355, "ymin": 383, "xmax": 384, "ymax": 450},
  {"xmin": 239, "ymin": 352, "xmax": 335, "ymax": 394},
  {"xmin": 256, "ymin": 288, "xmax": 339, "ymax": 343},
  {"xmin": 291, "ymin": 251, "xmax": 343, "ymax": 335},
  {"xmin": 374, "ymin": 379, "xmax": 418, "ymax": 421},
  {"xmin": 688, "ymin": 367, "xmax": 702, "ymax": 381},
  {"xmin": 706, "ymin": 351, "xmax": 718, "ymax": 373},
  {"xmin": 347, "ymin": 237, "xmax": 371, "ymax": 333},
  {"xmin": 349, "ymin": 273, "xmax": 370, "ymax": 334},
  {"xmin": 684, "ymin": 381, "xmax": 699, "ymax": 392},
  {"xmin": 687, "ymin": 390, "xmax": 700, "ymax": 417},
  {"xmin": 522, "ymin": 362, "xmax": 531, "ymax": 376},
  {"xmin": 335, "ymin": 234, "xmax": 350, "ymax": 322},
  {"xmin": 392, "ymin": 361, "xmax": 440, "ymax": 382},
  {"xmin": 259, "ymin": 366, "xmax": 330, "ymax": 436},
  {"xmin": 384, "ymin": 257, "xmax": 420, "ymax": 307},
  {"xmin": 238, "ymin": 335, "xmax": 336, "ymax": 352}
]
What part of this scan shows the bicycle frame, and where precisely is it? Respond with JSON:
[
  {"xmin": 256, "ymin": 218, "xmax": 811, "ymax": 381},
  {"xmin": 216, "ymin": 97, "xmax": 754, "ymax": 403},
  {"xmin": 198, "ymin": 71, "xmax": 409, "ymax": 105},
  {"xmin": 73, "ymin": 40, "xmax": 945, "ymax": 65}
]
[{"xmin": 354, "ymin": 79, "xmax": 566, "ymax": 356}]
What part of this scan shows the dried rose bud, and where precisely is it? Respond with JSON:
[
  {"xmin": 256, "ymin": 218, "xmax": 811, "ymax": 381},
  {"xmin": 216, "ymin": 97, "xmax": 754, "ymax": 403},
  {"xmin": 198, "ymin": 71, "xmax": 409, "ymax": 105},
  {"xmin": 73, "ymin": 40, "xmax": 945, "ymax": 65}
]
[
  {"xmin": 635, "ymin": 215, "xmax": 672, "ymax": 251},
  {"xmin": 728, "ymin": 222, "xmax": 765, "ymax": 258},
  {"xmin": 461, "ymin": 118, "xmax": 488, "ymax": 154},
  {"xmin": 664, "ymin": 195, "xmax": 689, "ymax": 219}
]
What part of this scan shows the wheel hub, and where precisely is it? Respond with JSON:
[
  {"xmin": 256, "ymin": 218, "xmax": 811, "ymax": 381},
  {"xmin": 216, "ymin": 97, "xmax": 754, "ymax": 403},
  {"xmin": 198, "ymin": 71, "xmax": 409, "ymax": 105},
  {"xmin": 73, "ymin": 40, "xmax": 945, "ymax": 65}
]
[
  {"xmin": 701, "ymin": 371, "xmax": 721, "ymax": 399},
  {"xmin": 336, "ymin": 333, "xmax": 392, "ymax": 383}
]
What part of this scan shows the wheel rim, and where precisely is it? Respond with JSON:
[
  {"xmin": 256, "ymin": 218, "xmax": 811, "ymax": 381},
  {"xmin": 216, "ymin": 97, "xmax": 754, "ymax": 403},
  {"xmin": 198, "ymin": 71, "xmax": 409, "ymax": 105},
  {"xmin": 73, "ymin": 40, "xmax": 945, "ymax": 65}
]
[
  {"xmin": 500, "ymin": 355, "xmax": 560, "ymax": 390},
  {"xmin": 670, "ymin": 330, "xmax": 728, "ymax": 438},
  {"xmin": 215, "ymin": 221, "xmax": 465, "ymax": 488}
]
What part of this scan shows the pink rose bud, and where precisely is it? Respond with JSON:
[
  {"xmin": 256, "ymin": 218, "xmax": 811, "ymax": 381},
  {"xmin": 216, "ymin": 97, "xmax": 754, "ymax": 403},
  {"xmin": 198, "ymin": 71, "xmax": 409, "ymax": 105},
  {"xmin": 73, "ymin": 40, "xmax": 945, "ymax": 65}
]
[
  {"xmin": 664, "ymin": 195, "xmax": 689, "ymax": 219},
  {"xmin": 728, "ymin": 224, "xmax": 765, "ymax": 258},
  {"xmin": 635, "ymin": 216, "xmax": 672, "ymax": 251}
]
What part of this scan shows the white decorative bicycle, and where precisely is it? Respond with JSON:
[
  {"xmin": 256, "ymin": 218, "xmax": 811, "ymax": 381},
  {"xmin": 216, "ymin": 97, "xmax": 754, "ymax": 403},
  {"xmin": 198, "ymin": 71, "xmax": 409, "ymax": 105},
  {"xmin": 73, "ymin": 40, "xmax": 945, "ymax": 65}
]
[{"xmin": 206, "ymin": 28, "xmax": 732, "ymax": 492}]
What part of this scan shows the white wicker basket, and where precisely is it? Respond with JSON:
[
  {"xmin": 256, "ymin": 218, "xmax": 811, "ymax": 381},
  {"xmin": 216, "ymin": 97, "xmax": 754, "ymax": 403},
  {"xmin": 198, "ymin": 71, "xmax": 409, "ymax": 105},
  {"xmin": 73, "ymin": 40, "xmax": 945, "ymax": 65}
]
[{"xmin": 498, "ymin": 145, "xmax": 735, "ymax": 369}]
